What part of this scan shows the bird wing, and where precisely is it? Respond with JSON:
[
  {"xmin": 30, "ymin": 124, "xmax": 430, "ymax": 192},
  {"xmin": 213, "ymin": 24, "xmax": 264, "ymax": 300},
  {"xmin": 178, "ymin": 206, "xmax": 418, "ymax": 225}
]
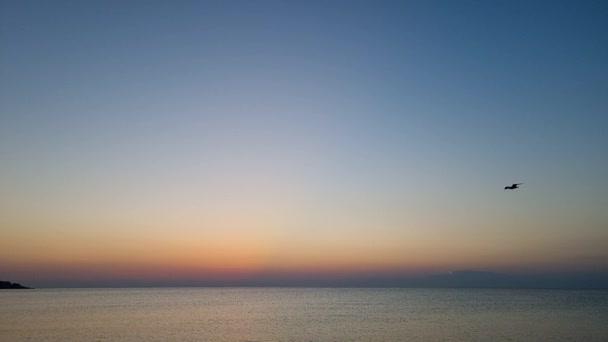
[{"xmin": 514, "ymin": 183, "xmax": 523, "ymax": 186}]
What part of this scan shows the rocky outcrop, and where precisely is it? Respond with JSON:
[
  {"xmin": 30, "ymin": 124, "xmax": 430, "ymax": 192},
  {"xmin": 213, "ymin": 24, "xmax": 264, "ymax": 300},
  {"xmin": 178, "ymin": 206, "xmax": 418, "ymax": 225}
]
[{"xmin": 0, "ymin": 280, "xmax": 32, "ymax": 289}]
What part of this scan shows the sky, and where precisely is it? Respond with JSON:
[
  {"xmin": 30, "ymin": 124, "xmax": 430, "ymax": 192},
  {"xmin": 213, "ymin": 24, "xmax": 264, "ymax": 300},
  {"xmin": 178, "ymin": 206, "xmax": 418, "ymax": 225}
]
[{"xmin": 1, "ymin": 0, "xmax": 607, "ymax": 288}]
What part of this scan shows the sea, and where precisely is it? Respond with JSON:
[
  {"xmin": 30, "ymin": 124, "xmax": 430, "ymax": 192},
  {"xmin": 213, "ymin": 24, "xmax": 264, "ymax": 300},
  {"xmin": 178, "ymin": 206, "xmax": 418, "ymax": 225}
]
[{"xmin": 1, "ymin": 288, "xmax": 607, "ymax": 341}]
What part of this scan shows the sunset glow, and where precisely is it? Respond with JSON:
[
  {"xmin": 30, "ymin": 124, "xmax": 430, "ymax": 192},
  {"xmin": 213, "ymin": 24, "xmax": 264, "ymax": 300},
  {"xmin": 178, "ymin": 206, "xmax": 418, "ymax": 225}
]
[{"xmin": 1, "ymin": 1, "xmax": 607, "ymax": 287}]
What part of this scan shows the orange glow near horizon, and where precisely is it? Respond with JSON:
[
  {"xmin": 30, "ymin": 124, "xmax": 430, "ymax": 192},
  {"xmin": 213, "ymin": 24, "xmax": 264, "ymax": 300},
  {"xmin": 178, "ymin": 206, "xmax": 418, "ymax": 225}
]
[
  {"xmin": 3, "ymin": 212, "xmax": 606, "ymax": 285},
  {"xmin": 2, "ymin": 182, "xmax": 607, "ymax": 285}
]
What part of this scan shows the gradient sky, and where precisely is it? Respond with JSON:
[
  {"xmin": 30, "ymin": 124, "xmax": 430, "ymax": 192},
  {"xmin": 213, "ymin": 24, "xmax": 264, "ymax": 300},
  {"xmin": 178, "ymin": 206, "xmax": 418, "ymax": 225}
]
[{"xmin": 1, "ymin": 0, "xmax": 607, "ymax": 287}]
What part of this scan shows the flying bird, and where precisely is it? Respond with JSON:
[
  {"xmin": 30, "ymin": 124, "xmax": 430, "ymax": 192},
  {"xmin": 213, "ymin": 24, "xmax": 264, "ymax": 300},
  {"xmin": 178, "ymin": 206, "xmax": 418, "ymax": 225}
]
[{"xmin": 504, "ymin": 183, "xmax": 523, "ymax": 190}]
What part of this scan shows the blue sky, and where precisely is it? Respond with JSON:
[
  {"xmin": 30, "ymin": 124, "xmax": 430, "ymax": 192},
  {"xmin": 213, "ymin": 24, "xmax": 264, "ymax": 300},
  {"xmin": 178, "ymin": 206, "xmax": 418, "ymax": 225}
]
[{"xmin": 1, "ymin": 0, "xmax": 607, "ymax": 286}]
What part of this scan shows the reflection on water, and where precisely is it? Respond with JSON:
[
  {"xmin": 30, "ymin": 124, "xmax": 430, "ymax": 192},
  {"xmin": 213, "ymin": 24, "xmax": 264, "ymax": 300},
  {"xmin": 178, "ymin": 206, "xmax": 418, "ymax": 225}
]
[{"xmin": 1, "ymin": 288, "xmax": 607, "ymax": 341}]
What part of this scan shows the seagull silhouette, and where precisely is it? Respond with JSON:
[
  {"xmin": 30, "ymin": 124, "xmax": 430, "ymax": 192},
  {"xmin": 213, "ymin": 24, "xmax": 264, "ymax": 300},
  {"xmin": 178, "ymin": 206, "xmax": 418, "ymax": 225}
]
[{"xmin": 504, "ymin": 183, "xmax": 523, "ymax": 190}]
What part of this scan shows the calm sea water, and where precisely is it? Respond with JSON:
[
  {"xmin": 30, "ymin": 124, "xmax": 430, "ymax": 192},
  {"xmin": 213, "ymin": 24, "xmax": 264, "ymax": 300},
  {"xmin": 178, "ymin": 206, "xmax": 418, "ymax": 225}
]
[{"xmin": 1, "ymin": 288, "xmax": 607, "ymax": 341}]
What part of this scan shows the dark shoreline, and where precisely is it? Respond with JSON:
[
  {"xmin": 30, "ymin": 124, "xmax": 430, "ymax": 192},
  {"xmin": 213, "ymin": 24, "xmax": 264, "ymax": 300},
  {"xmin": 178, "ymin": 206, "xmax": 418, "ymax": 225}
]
[{"xmin": 0, "ymin": 281, "xmax": 32, "ymax": 289}]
